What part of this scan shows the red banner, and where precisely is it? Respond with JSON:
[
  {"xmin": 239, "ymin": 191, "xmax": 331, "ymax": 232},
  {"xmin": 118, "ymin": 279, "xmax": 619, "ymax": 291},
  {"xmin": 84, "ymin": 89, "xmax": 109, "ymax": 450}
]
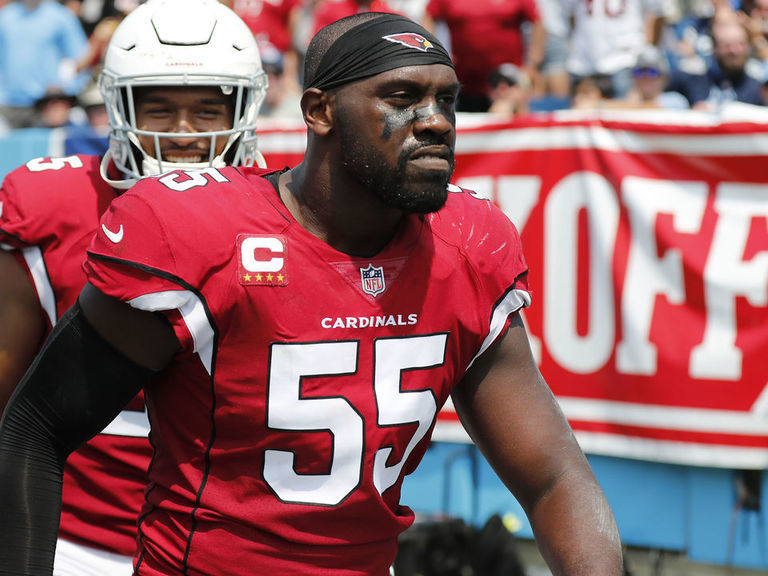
[{"xmin": 256, "ymin": 111, "xmax": 768, "ymax": 469}]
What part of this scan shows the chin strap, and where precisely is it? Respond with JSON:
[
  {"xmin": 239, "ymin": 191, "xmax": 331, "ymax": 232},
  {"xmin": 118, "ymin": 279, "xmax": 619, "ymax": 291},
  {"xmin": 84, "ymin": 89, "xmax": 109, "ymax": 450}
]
[
  {"xmin": 99, "ymin": 150, "xmax": 136, "ymax": 190},
  {"xmin": 0, "ymin": 301, "xmax": 153, "ymax": 575}
]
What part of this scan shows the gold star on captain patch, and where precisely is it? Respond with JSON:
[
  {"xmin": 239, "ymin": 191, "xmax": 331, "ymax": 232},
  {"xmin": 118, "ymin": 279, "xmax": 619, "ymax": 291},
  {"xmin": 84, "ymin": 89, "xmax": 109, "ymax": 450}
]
[
  {"xmin": 255, "ymin": 273, "xmax": 263, "ymax": 282},
  {"xmin": 266, "ymin": 273, "xmax": 273, "ymax": 281},
  {"xmin": 243, "ymin": 273, "xmax": 252, "ymax": 282},
  {"xmin": 277, "ymin": 273, "xmax": 285, "ymax": 282}
]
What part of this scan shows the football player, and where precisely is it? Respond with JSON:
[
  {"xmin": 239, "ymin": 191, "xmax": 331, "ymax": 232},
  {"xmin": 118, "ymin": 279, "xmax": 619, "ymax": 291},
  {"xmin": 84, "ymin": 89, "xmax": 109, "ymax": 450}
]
[
  {"xmin": 0, "ymin": 0, "xmax": 266, "ymax": 574},
  {"xmin": 0, "ymin": 11, "xmax": 623, "ymax": 576}
]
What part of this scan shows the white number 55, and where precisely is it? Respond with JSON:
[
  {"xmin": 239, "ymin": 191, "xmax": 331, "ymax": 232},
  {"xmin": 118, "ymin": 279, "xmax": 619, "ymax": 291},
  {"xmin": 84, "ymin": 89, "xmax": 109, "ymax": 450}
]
[{"xmin": 264, "ymin": 334, "xmax": 447, "ymax": 506}]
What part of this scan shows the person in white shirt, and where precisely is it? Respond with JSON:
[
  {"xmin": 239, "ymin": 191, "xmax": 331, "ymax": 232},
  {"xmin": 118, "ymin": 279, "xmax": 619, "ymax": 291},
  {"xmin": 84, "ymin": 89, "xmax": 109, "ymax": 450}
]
[{"xmin": 564, "ymin": 0, "xmax": 667, "ymax": 98}]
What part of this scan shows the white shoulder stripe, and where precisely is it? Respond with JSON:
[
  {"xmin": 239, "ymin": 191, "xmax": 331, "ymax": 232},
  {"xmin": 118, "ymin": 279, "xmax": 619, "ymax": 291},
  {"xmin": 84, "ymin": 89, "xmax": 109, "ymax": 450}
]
[
  {"xmin": 21, "ymin": 246, "xmax": 57, "ymax": 327},
  {"xmin": 466, "ymin": 288, "xmax": 531, "ymax": 370},
  {"xmin": 128, "ymin": 290, "xmax": 215, "ymax": 375}
]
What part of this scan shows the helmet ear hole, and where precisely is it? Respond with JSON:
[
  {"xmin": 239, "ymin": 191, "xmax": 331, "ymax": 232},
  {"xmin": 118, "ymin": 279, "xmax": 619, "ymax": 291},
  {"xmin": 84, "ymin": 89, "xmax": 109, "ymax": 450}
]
[{"xmin": 99, "ymin": 0, "xmax": 267, "ymax": 185}]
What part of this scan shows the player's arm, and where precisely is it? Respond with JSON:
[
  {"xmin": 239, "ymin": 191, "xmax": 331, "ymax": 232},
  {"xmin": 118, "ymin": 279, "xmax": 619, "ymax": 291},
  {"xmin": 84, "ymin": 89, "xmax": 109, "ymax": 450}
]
[
  {"xmin": 451, "ymin": 313, "xmax": 623, "ymax": 576},
  {"xmin": 0, "ymin": 250, "xmax": 46, "ymax": 414},
  {"xmin": 78, "ymin": 282, "xmax": 181, "ymax": 370},
  {"xmin": 0, "ymin": 283, "xmax": 179, "ymax": 574}
]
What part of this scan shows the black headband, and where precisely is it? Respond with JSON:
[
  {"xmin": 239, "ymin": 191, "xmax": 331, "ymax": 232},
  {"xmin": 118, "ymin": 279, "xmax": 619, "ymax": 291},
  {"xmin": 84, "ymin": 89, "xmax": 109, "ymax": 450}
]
[{"xmin": 306, "ymin": 14, "xmax": 454, "ymax": 91}]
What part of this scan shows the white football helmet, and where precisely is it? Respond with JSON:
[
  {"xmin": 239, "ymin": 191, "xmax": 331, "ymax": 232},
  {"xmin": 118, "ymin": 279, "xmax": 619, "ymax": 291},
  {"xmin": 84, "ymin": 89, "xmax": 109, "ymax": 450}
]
[{"xmin": 99, "ymin": 0, "xmax": 268, "ymax": 188}]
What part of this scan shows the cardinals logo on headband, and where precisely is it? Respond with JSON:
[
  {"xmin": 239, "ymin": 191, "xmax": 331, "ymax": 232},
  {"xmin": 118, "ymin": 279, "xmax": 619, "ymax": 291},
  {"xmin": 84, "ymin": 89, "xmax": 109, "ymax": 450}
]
[{"xmin": 382, "ymin": 32, "xmax": 434, "ymax": 52}]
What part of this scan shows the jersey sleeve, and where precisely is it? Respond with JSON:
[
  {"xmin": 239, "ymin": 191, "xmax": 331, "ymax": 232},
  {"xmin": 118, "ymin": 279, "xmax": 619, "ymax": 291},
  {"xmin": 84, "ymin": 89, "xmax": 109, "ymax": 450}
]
[
  {"xmin": 469, "ymin": 197, "xmax": 530, "ymax": 362},
  {"xmin": 433, "ymin": 189, "xmax": 531, "ymax": 364},
  {"xmin": 450, "ymin": 189, "xmax": 529, "ymax": 301},
  {"xmin": 83, "ymin": 186, "xmax": 198, "ymax": 351},
  {"xmin": 468, "ymin": 193, "xmax": 530, "ymax": 306},
  {"xmin": 0, "ymin": 155, "xmax": 100, "ymax": 249},
  {"xmin": 0, "ymin": 162, "xmax": 45, "ymax": 249}
]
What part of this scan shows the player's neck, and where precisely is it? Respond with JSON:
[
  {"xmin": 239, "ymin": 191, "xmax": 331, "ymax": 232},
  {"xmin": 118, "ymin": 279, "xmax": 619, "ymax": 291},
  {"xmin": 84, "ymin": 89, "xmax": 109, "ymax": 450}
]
[{"xmin": 278, "ymin": 165, "xmax": 404, "ymax": 258}]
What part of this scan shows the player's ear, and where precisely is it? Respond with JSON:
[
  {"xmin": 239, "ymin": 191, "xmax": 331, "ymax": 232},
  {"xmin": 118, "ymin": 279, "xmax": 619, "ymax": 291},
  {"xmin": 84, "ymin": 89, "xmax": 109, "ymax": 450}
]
[{"xmin": 301, "ymin": 88, "xmax": 334, "ymax": 136}]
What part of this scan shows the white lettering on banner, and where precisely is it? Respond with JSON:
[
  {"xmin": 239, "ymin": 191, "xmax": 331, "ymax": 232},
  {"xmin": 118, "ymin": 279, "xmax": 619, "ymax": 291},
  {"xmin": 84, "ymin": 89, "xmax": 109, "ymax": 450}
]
[
  {"xmin": 461, "ymin": 172, "xmax": 768, "ymax": 384},
  {"xmin": 617, "ymin": 178, "xmax": 708, "ymax": 375},
  {"xmin": 544, "ymin": 172, "xmax": 618, "ymax": 374},
  {"xmin": 241, "ymin": 236, "xmax": 284, "ymax": 273},
  {"xmin": 691, "ymin": 183, "xmax": 768, "ymax": 380},
  {"xmin": 493, "ymin": 175, "xmax": 541, "ymax": 233}
]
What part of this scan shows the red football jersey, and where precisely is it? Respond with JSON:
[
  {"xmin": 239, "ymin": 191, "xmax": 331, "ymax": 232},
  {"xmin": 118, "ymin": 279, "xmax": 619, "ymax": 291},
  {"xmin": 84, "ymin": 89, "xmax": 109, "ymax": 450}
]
[
  {"xmin": 312, "ymin": 0, "xmax": 399, "ymax": 35},
  {"xmin": 426, "ymin": 0, "xmax": 541, "ymax": 97},
  {"xmin": 84, "ymin": 166, "xmax": 530, "ymax": 575},
  {"xmin": 232, "ymin": 0, "xmax": 300, "ymax": 53},
  {"xmin": 0, "ymin": 154, "xmax": 152, "ymax": 557}
]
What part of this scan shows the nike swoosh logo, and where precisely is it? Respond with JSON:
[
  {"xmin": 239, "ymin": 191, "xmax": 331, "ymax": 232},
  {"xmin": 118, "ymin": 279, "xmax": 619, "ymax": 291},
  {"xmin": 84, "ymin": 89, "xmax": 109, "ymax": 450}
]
[{"xmin": 102, "ymin": 223, "xmax": 124, "ymax": 243}]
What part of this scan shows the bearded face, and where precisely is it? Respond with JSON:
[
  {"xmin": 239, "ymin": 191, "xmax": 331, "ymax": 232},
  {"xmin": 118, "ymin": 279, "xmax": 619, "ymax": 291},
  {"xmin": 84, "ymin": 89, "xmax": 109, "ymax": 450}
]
[{"xmin": 332, "ymin": 64, "xmax": 459, "ymax": 214}]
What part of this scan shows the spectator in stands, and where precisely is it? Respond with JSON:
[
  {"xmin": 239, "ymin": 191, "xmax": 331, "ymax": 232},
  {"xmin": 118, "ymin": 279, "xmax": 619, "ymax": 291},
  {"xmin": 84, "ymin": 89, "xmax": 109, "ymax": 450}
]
[
  {"xmin": 486, "ymin": 63, "xmax": 531, "ymax": 117},
  {"xmin": 666, "ymin": 0, "xmax": 755, "ymax": 78},
  {"xmin": 569, "ymin": 74, "xmax": 613, "ymax": 109},
  {"xmin": 311, "ymin": 0, "xmax": 396, "ymax": 36},
  {"xmin": 608, "ymin": 45, "xmax": 690, "ymax": 109},
  {"xmin": 71, "ymin": 0, "xmax": 141, "ymax": 36},
  {"xmin": 564, "ymin": 0, "xmax": 667, "ymax": 99},
  {"xmin": 741, "ymin": 0, "xmax": 768, "ymax": 79},
  {"xmin": 422, "ymin": 0, "xmax": 544, "ymax": 112},
  {"xmin": 285, "ymin": 0, "xmax": 320, "ymax": 80},
  {"xmin": 286, "ymin": 0, "xmax": 399, "ymax": 87},
  {"xmin": 32, "ymin": 87, "xmax": 80, "ymax": 128},
  {"xmin": 77, "ymin": 80, "xmax": 108, "ymax": 130},
  {"xmin": 667, "ymin": 13, "xmax": 766, "ymax": 108},
  {"xmin": 75, "ymin": 14, "xmax": 123, "ymax": 79},
  {"xmin": 231, "ymin": 0, "xmax": 302, "ymax": 91},
  {"xmin": 257, "ymin": 40, "xmax": 303, "ymax": 120},
  {"xmin": 743, "ymin": 0, "xmax": 768, "ymax": 47},
  {"xmin": 60, "ymin": 79, "xmax": 110, "ymax": 157},
  {"xmin": 0, "ymin": 0, "xmax": 88, "ymax": 129},
  {"xmin": 384, "ymin": 0, "xmax": 427, "ymax": 21},
  {"xmin": 534, "ymin": 0, "xmax": 571, "ymax": 99}
]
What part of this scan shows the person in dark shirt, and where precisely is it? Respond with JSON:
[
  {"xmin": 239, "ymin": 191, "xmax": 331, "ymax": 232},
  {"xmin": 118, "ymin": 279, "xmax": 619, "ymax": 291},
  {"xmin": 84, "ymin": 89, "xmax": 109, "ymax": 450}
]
[{"xmin": 668, "ymin": 13, "xmax": 765, "ymax": 109}]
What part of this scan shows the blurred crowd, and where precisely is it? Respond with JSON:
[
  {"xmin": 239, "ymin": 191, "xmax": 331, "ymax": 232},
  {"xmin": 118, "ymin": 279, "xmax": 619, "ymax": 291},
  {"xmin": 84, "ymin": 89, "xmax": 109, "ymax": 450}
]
[{"xmin": 2, "ymin": 0, "xmax": 768, "ymax": 134}]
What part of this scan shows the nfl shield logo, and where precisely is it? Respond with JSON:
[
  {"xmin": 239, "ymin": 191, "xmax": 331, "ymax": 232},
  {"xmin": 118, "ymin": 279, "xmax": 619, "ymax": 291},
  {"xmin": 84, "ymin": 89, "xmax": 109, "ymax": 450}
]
[{"xmin": 360, "ymin": 264, "xmax": 386, "ymax": 297}]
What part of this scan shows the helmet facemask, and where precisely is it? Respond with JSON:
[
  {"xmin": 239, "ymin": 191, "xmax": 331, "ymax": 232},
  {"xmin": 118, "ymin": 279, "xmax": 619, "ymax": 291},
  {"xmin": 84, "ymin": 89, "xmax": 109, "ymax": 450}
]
[{"xmin": 100, "ymin": 73, "xmax": 267, "ymax": 187}]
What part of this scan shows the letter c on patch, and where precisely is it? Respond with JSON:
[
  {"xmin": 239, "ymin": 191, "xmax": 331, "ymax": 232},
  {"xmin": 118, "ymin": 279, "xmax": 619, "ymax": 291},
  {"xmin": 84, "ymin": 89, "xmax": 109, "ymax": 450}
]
[{"xmin": 241, "ymin": 236, "xmax": 284, "ymax": 273}]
